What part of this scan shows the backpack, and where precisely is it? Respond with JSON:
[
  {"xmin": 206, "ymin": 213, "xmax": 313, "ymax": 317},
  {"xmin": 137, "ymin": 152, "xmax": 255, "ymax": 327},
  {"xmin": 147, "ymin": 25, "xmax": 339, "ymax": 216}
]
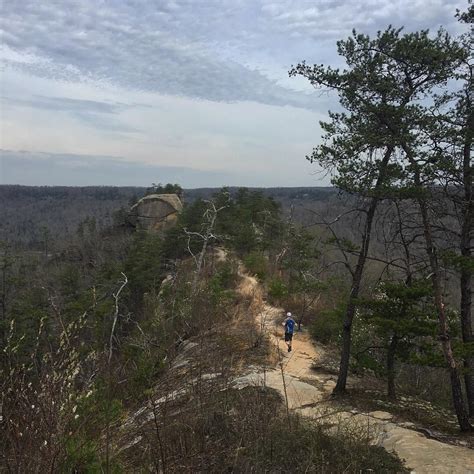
[{"xmin": 285, "ymin": 318, "xmax": 295, "ymax": 334}]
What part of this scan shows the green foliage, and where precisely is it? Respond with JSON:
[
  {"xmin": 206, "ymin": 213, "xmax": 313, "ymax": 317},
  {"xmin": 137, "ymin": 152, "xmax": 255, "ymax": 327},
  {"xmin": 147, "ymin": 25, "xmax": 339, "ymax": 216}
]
[
  {"xmin": 145, "ymin": 182, "xmax": 182, "ymax": 196},
  {"xmin": 267, "ymin": 277, "xmax": 289, "ymax": 302},
  {"xmin": 352, "ymin": 280, "xmax": 440, "ymax": 391},
  {"xmin": 274, "ymin": 225, "xmax": 325, "ymax": 328},
  {"xmin": 311, "ymin": 306, "xmax": 344, "ymax": 344},
  {"xmin": 59, "ymin": 264, "xmax": 82, "ymax": 299},
  {"xmin": 7, "ymin": 287, "xmax": 49, "ymax": 363},
  {"xmin": 232, "ymin": 221, "xmax": 259, "ymax": 255},
  {"xmin": 112, "ymin": 206, "xmax": 129, "ymax": 227},
  {"xmin": 161, "ymin": 199, "xmax": 208, "ymax": 260},
  {"xmin": 281, "ymin": 227, "xmax": 320, "ymax": 277},
  {"xmin": 243, "ymin": 415, "xmax": 408, "ymax": 473},
  {"xmin": 215, "ymin": 188, "xmax": 284, "ymax": 255},
  {"xmin": 208, "ymin": 260, "xmax": 237, "ymax": 306},
  {"xmin": 77, "ymin": 382, "xmax": 124, "ymax": 427},
  {"xmin": 290, "ymin": 26, "xmax": 463, "ymax": 195},
  {"xmin": 121, "ymin": 339, "xmax": 166, "ymax": 398},
  {"xmin": 359, "ymin": 280, "xmax": 437, "ymax": 342},
  {"xmin": 456, "ymin": 3, "xmax": 474, "ymax": 23},
  {"xmin": 62, "ymin": 437, "xmax": 102, "ymax": 473},
  {"xmin": 243, "ymin": 251, "xmax": 267, "ymax": 280},
  {"xmin": 410, "ymin": 344, "xmax": 445, "ymax": 367},
  {"xmin": 325, "ymin": 236, "xmax": 358, "ymax": 253},
  {"xmin": 62, "ymin": 431, "xmax": 122, "ymax": 473},
  {"xmin": 160, "ymin": 188, "xmax": 284, "ymax": 263},
  {"xmin": 440, "ymin": 250, "xmax": 474, "ymax": 273},
  {"xmin": 77, "ymin": 216, "xmax": 98, "ymax": 239},
  {"xmin": 352, "ymin": 349, "xmax": 384, "ymax": 375},
  {"xmin": 124, "ymin": 231, "xmax": 164, "ymax": 301}
]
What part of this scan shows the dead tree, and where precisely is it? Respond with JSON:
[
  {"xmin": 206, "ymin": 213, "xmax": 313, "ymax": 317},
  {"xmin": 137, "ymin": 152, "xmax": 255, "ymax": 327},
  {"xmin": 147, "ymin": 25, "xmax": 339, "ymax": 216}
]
[{"xmin": 185, "ymin": 198, "xmax": 229, "ymax": 294}]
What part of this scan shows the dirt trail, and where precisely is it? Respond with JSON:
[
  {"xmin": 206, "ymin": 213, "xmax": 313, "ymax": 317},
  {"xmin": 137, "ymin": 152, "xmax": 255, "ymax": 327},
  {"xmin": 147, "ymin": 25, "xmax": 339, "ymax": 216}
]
[{"xmin": 235, "ymin": 269, "xmax": 474, "ymax": 474}]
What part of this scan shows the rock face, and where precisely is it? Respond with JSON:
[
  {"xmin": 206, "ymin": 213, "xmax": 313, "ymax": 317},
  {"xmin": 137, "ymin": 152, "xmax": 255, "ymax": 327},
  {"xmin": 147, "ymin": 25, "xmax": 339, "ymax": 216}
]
[{"xmin": 128, "ymin": 193, "xmax": 183, "ymax": 233}]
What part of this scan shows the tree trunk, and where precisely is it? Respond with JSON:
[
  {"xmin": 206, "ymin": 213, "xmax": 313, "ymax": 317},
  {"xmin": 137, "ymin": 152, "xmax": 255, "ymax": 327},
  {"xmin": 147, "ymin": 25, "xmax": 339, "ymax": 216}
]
[
  {"xmin": 460, "ymin": 213, "xmax": 474, "ymax": 417},
  {"xmin": 333, "ymin": 145, "xmax": 394, "ymax": 395},
  {"xmin": 387, "ymin": 334, "xmax": 399, "ymax": 399},
  {"xmin": 412, "ymin": 165, "xmax": 472, "ymax": 431},
  {"xmin": 425, "ymin": 209, "xmax": 471, "ymax": 431},
  {"xmin": 192, "ymin": 230, "xmax": 212, "ymax": 294},
  {"xmin": 460, "ymin": 108, "xmax": 474, "ymax": 416},
  {"xmin": 190, "ymin": 203, "xmax": 220, "ymax": 294}
]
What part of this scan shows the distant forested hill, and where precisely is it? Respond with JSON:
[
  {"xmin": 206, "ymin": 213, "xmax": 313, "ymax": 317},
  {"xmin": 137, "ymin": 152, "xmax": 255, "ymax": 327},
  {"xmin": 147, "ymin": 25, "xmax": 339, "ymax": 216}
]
[
  {"xmin": 0, "ymin": 185, "xmax": 142, "ymax": 247},
  {"xmin": 0, "ymin": 185, "xmax": 336, "ymax": 246}
]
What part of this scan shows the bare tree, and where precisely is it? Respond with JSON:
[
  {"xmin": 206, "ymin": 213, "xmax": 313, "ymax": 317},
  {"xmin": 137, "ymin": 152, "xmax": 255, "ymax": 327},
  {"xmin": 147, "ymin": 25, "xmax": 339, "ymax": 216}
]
[{"xmin": 185, "ymin": 197, "xmax": 229, "ymax": 294}]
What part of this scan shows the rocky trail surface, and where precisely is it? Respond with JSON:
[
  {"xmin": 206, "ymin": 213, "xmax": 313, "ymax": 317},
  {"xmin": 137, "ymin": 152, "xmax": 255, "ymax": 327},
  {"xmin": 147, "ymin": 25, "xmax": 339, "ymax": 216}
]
[{"xmin": 235, "ymin": 269, "xmax": 474, "ymax": 474}]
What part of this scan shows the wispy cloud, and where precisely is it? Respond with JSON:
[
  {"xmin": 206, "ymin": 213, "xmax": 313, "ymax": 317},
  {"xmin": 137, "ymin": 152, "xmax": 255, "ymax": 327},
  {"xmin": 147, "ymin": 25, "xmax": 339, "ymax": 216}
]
[
  {"xmin": 1, "ymin": 1, "xmax": 316, "ymax": 108},
  {"xmin": 2, "ymin": 95, "xmax": 141, "ymax": 133},
  {"xmin": 4, "ymin": 96, "xmax": 126, "ymax": 114},
  {"xmin": 1, "ymin": 1, "xmax": 465, "ymax": 108},
  {"xmin": 259, "ymin": 0, "xmax": 464, "ymax": 40},
  {"xmin": 0, "ymin": 149, "xmax": 247, "ymax": 187}
]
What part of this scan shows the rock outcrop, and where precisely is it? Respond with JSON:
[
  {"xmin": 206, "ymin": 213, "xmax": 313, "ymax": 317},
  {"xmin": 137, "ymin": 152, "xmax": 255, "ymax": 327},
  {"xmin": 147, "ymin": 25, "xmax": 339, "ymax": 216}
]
[{"xmin": 128, "ymin": 193, "xmax": 183, "ymax": 233}]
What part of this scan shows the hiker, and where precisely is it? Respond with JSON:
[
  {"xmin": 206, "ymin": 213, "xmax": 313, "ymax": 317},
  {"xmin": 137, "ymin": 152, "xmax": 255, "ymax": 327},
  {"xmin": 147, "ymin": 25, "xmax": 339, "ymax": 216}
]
[{"xmin": 283, "ymin": 312, "xmax": 295, "ymax": 352}]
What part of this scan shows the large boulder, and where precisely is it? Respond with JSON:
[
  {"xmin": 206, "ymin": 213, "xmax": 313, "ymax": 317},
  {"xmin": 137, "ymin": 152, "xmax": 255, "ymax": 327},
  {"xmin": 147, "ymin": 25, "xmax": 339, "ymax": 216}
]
[{"xmin": 128, "ymin": 193, "xmax": 183, "ymax": 233}]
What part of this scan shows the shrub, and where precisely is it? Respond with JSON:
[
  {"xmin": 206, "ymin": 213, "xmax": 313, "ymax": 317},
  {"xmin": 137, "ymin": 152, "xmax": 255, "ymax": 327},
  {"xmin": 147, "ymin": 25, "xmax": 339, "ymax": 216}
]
[
  {"xmin": 311, "ymin": 306, "xmax": 344, "ymax": 344},
  {"xmin": 243, "ymin": 251, "xmax": 267, "ymax": 280},
  {"xmin": 128, "ymin": 386, "xmax": 408, "ymax": 473},
  {"xmin": 240, "ymin": 413, "xmax": 408, "ymax": 473},
  {"xmin": 267, "ymin": 277, "xmax": 289, "ymax": 303},
  {"xmin": 62, "ymin": 438, "xmax": 102, "ymax": 473}
]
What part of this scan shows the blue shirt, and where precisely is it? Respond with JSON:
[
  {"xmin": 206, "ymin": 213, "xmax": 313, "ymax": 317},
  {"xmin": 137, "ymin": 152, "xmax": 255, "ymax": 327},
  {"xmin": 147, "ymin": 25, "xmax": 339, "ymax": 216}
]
[{"xmin": 284, "ymin": 317, "xmax": 295, "ymax": 334}]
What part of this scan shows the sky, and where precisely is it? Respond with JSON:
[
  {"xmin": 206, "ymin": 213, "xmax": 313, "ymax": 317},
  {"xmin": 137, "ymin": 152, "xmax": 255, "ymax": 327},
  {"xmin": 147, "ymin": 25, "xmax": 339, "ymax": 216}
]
[{"xmin": 0, "ymin": 0, "xmax": 468, "ymax": 188}]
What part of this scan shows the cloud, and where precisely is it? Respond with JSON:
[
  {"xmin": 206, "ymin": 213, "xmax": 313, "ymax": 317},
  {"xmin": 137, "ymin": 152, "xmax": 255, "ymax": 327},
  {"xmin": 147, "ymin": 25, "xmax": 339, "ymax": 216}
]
[
  {"xmin": 259, "ymin": 0, "xmax": 465, "ymax": 41},
  {"xmin": 0, "ymin": 1, "xmax": 316, "ymax": 109},
  {"xmin": 0, "ymin": 138, "xmax": 326, "ymax": 187},
  {"xmin": 1, "ymin": 1, "xmax": 465, "ymax": 109},
  {"xmin": 0, "ymin": 149, "xmax": 247, "ymax": 187},
  {"xmin": 4, "ymin": 96, "xmax": 126, "ymax": 114},
  {"xmin": 2, "ymin": 94, "xmax": 141, "ymax": 133}
]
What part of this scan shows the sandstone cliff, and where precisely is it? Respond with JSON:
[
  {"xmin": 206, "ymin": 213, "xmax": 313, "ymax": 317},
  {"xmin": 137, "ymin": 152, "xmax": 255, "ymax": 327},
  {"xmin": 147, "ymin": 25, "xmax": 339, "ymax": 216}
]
[{"xmin": 128, "ymin": 193, "xmax": 182, "ymax": 233}]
